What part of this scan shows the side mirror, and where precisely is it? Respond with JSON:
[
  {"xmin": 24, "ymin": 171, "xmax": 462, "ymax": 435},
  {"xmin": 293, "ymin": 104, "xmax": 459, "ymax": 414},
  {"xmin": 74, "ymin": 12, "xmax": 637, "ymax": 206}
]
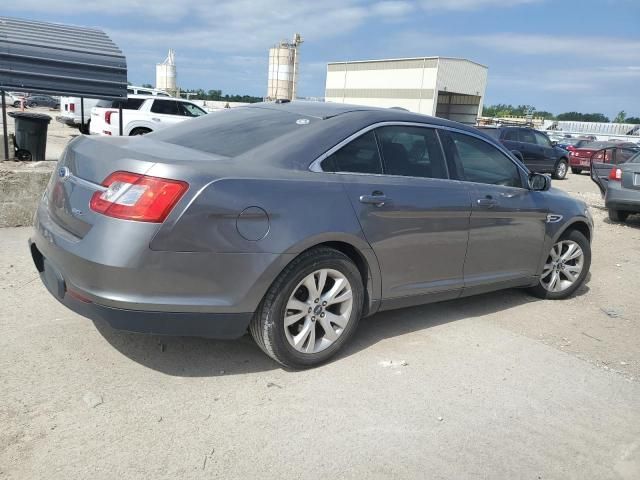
[
  {"xmin": 551, "ymin": 140, "xmax": 558, "ymax": 146},
  {"xmin": 529, "ymin": 173, "xmax": 551, "ymax": 191}
]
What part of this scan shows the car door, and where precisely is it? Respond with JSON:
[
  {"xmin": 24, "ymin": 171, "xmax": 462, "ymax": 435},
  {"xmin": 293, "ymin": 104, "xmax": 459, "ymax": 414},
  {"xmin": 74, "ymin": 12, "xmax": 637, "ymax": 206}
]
[
  {"xmin": 438, "ymin": 130, "xmax": 548, "ymax": 294},
  {"xmin": 591, "ymin": 147, "xmax": 640, "ymax": 195},
  {"xmin": 320, "ymin": 126, "xmax": 472, "ymax": 307},
  {"xmin": 149, "ymin": 100, "xmax": 185, "ymax": 129},
  {"xmin": 533, "ymin": 130, "xmax": 558, "ymax": 173},
  {"xmin": 518, "ymin": 128, "xmax": 543, "ymax": 171}
]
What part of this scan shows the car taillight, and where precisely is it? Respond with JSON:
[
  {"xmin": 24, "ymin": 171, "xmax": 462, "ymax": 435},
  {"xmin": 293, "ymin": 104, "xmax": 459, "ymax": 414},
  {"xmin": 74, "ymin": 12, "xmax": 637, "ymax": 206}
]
[
  {"xmin": 105, "ymin": 111, "xmax": 114, "ymax": 125},
  {"xmin": 608, "ymin": 168, "xmax": 622, "ymax": 181},
  {"xmin": 90, "ymin": 171, "xmax": 188, "ymax": 222},
  {"xmin": 69, "ymin": 103, "xmax": 75, "ymax": 112}
]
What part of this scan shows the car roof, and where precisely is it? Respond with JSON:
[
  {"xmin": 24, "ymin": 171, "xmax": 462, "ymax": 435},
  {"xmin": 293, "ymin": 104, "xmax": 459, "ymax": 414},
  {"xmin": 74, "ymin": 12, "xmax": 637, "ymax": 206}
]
[{"xmin": 246, "ymin": 101, "xmax": 484, "ymax": 134}]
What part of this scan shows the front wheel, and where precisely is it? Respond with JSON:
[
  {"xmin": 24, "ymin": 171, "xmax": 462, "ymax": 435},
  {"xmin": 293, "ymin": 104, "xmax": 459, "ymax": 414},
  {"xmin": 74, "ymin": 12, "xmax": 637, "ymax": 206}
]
[
  {"xmin": 553, "ymin": 159, "xmax": 568, "ymax": 180},
  {"xmin": 28, "ymin": 102, "xmax": 37, "ymax": 108},
  {"xmin": 129, "ymin": 128, "xmax": 152, "ymax": 136},
  {"xmin": 250, "ymin": 247, "xmax": 364, "ymax": 369},
  {"xmin": 528, "ymin": 230, "xmax": 590, "ymax": 300},
  {"xmin": 571, "ymin": 167, "xmax": 582, "ymax": 175}
]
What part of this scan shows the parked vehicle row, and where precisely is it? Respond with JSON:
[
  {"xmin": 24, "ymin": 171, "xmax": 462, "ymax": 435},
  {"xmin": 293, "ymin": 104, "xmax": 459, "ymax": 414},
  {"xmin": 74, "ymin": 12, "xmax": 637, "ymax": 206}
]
[
  {"xmin": 57, "ymin": 85, "xmax": 171, "ymax": 134},
  {"xmin": 2, "ymin": 92, "xmax": 59, "ymax": 108},
  {"xmin": 30, "ymin": 101, "xmax": 593, "ymax": 368},
  {"xmin": 569, "ymin": 141, "xmax": 639, "ymax": 174},
  {"xmin": 89, "ymin": 95, "xmax": 207, "ymax": 136}
]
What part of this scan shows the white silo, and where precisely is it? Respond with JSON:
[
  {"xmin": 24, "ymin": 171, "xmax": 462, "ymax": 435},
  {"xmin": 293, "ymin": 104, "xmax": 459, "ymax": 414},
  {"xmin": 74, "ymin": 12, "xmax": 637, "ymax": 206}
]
[
  {"xmin": 267, "ymin": 33, "xmax": 303, "ymax": 101},
  {"xmin": 156, "ymin": 49, "xmax": 177, "ymax": 96}
]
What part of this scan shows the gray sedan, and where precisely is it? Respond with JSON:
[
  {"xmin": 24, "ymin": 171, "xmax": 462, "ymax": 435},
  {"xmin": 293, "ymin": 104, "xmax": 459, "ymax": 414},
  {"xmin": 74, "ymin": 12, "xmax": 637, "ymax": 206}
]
[{"xmin": 29, "ymin": 102, "xmax": 593, "ymax": 368}]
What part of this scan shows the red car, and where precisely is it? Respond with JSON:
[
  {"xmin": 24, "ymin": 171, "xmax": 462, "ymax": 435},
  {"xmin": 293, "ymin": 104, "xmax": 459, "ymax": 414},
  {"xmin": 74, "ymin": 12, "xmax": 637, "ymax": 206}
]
[{"xmin": 569, "ymin": 141, "xmax": 638, "ymax": 174}]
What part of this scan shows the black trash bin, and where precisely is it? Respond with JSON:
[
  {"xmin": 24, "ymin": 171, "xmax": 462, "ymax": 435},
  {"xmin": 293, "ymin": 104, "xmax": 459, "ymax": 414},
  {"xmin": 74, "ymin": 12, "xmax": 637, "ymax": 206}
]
[{"xmin": 8, "ymin": 112, "xmax": 52, "ymax": 161}]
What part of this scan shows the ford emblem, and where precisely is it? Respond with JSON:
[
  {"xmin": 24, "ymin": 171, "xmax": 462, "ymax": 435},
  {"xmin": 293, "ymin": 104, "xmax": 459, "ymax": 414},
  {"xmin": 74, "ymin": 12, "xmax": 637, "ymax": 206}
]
[{"xmin": 58, "ymin": 166, "xmax": 71, "ymax": 180}]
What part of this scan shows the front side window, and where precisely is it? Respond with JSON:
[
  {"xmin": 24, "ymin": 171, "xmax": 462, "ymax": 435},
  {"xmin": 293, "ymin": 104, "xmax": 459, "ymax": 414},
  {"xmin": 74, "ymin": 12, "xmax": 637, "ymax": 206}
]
[
  {"xmin": 151, "ymin": 100, "xmax": 179, "ymax": 115},
  {"xmin": 376, "ymin": 126, "xmax": 448, "ymax": 179},
  {"xmin": 179, "ymin": 102, "xmax": 207, "ymax": 117},
  {"xmin": 321, "ymin": 131, "xmax": 382, "ymax": 174},
  {"xmin": 443, "ymin": 131, "xmax": 523, "ymax": 188}
]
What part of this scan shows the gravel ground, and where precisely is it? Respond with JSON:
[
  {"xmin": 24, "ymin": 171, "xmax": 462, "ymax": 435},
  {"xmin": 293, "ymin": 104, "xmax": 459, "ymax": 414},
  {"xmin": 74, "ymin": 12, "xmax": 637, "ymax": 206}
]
[{"xmin": 1, "ymin": 172, "xmax": 639, "ymax": 479}]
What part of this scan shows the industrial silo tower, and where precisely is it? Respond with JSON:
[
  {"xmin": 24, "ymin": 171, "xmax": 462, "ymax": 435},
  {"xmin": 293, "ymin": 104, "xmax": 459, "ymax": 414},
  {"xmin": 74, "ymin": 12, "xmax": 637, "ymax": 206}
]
[
  {"xmin": 156, "ymin": 49, "xmax": 177, "ymax": 96},
  {"xmin": 267, "ymin": 33, "xmax": 303, "ymax": 101}
]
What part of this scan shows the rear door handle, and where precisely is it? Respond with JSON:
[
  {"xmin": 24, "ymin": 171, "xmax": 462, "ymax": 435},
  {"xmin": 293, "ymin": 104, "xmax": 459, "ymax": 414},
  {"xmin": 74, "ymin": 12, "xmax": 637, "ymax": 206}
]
[
  {"xmin": 359, "ymin": 192, "xmax": 387, "ymax": 207},
  {"xmin": 477, "ymin": 197, "xmax": 498, "ymax": 208}
]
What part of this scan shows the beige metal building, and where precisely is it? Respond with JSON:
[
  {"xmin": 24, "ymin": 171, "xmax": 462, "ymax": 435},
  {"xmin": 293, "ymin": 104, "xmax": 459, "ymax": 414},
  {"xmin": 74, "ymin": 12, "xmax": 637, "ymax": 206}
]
[{"xmin": 325, "ymin": 57, "xmax": 488, "ymax": 124}]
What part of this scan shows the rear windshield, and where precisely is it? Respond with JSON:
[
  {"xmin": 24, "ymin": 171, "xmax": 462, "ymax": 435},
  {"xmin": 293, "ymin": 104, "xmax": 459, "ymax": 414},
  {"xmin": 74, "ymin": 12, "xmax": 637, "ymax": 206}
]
[
  {"xmin": 149, "ymin": 107, "xmax": 319, "ymax": 157},
  {"xmin": 477, "ymin": 128, "xmax": 500, "ymax": 139},
  {"xmin": 95, "ymin": 98, "xmax": 145, "ymax": 110}
]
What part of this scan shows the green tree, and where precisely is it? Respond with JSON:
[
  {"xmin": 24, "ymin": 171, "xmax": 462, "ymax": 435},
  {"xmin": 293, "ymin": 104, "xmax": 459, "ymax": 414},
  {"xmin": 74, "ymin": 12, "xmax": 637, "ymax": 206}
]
[
  {"xmin": 614, "ymin": 110, "xmax": 627, "ymax": 123},
  {"xmin": 625, "ymin": 116, "xmax": 640, "ymax": 124},
  {"xmin": 141, "ymin": 83, "xmax": 154, "ymax": 89}
]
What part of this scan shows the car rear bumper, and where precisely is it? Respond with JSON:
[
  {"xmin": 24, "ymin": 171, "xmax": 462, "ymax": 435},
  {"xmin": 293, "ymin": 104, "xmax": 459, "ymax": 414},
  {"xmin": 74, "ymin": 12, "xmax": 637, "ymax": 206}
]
[
  {"xmin": 56, "ymin": 116, "xmax": 80, "ymax": 127},
  {"xmin": 605, "ymin": 185, "xmax": 640, "ymax": 213},
  {"xmin": 569, "ymin": 157, "xmax": 591, "ymax": 168},
  {"xmin": 29, "ymin": 201, "xmax": 292, "ymax": 339},
  {"xmin": 29, "ymin": 239, "xmax": 254, "ymax": 338}
]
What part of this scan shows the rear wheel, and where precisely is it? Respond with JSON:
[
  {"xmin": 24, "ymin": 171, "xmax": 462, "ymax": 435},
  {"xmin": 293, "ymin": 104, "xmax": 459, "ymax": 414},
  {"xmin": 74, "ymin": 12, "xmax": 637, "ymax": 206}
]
[
  {"xmin": 28, "ymin": 102, "xmax": 38, "ymax": 108},
  {"xmin": 130, "ymin": 128, "xmax": 151, "ymax": 136},
  {"xmin": 528, "ymin": 230, "xmax": 590, "ymax": 300},
  {"xmin": 250, "ymin": 247, "xmax": 364, "ymax": 369},
  {"xmin": 609, "ymin": 209, "xmax": 629, "ymax": 223},
  {"xmin": 571, "ymin": 167, "xmax": 582, "ymax": 174},
  {"xmin": 553, "ymin": 159, "xmax": 568, "ymax": 180},
  {"xmin": 12, "ymin": 101, "xmax": 19, "ymax": 108}
]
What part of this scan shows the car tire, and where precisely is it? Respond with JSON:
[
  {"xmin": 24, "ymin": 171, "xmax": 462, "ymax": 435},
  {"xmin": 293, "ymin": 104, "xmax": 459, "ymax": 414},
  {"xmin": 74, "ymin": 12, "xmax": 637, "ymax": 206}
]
[
  {"xmin": 12, "ymin": 101, "xmax": 19, "ymax": 108},
  {"xmin": 28, "ymin": 102, "xmax": 37, "ymax": 108},
  {"xmin": 608, "ymin": 209, "xmax": 629, "ymax": 223},
  {"xmin": 250, "ymin": 247, "xmax": 364, "ymax": 369},
  {"xmin": 553, "ymin": 159, "xmax": 568, "ymax": 180},
  {"xmin": 571, "ymin": 168, "xmax": 582, "ymax": 174},
  {"xmin": 528, "ymin": 229, "xmax": 591, "ymax": 300},
  {"xmin": 130, "ymin": 128, "xmax": 151, "ymax": 136}
]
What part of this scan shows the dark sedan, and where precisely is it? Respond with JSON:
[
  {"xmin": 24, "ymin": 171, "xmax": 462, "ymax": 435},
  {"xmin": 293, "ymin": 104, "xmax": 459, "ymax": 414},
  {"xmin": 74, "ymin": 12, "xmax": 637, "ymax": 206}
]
[
  {"xmin": 26, "ymin": 94, "xmax": 59, "ymax": 109},
  {"xmin": 29, "ymin": 102, "xmax": 593, "ymax": 368}
]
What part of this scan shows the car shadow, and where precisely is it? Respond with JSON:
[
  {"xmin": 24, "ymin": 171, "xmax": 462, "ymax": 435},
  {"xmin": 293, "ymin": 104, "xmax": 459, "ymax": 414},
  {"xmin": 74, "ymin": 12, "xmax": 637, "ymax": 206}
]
[
  {"xmin": 93, "ymin": 282, "xmax": 590, "ymax": 377},
  {"xmin": 603, "ymin": 215, "xmax": 640, "ymax": 229}
]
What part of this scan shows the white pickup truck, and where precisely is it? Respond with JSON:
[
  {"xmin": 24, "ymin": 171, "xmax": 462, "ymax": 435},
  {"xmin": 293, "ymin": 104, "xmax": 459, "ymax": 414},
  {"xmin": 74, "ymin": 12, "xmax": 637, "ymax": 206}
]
[
  {"xmin": 57, "ymin": 86, "xmax": 171, "ymax": 134},
  {"xmin": 89, "ymin": 95, "xmax": 207, "ymax": 136}
]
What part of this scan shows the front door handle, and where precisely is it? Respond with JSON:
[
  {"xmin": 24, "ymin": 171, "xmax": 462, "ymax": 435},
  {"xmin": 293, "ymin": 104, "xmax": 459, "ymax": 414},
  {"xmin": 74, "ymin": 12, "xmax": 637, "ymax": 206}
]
[
  {"xmin": 359, "ymin": 192, "xmax": 387, "ymax": 207},
  {"xmin": 477, "ymin": 197, "xmax": 498, "ymax": 208}
]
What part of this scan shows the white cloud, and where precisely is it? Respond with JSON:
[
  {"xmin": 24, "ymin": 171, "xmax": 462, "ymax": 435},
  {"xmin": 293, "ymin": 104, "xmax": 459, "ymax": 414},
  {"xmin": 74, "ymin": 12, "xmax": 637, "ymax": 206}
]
[{"xmin": 419, "ymin": 0, "xmax": 543, "ymax": 10}]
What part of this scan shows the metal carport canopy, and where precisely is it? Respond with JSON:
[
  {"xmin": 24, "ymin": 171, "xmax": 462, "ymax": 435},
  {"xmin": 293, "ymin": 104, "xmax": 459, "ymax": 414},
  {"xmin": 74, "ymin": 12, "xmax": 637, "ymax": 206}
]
[{"xmin": 0, "ymin": 16, "xmax": 128, "ymax": 159}]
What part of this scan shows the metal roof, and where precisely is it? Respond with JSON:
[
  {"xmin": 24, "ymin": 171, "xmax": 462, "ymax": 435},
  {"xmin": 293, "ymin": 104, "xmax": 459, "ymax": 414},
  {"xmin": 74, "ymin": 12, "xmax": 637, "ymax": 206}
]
[{"xmin": 0, "ymin": 16, "xmax": 127, "ymax": 99}]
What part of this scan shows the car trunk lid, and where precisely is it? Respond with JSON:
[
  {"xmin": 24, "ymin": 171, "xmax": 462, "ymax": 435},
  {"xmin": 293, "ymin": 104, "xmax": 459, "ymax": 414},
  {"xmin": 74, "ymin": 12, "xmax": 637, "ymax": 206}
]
[{"xmin": 46, "ymin": 136, "xmax": 224, "ymax": 238}]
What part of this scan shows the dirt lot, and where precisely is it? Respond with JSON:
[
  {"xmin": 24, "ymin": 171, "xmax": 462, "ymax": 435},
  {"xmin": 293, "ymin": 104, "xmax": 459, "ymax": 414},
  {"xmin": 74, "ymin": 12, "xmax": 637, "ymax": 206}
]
[{"xmin": 1, "ymin": 173, "xmax": 639, "ymax": 479}]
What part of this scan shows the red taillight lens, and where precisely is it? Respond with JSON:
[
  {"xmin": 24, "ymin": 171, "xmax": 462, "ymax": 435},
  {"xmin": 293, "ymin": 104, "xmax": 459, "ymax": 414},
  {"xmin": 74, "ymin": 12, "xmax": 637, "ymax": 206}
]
[
  {"xmin": 608, "ymin": 168, "xmax": 622, "ymax": 181},
  {"xmin": 69, "ymin": 103, "xmax": 75, "ymax": 112},
  {"xmin": 105, "ymin": 111, "xmax": 114, "ymax": 125},
  {"xmin": 90, "ymin": 171, "xmax": 188, "ymax": 222}
]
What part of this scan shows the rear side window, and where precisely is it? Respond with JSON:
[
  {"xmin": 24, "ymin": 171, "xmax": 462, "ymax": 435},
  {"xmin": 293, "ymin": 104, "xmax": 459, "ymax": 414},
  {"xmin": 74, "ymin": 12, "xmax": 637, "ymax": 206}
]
[
  {"xmin": 478, "ymin": 128, "xmax": 500, "ymax": 139},
  {"xmin": 151, "ymin": 100, "xmax": 179, "ymax": 115},
  {"xmin": 503, "ymin": 130, "xmax": 519, "ymax": 141},
  {"xmin": 442, "ymin": 131, "xmax": 523, "ymax": 188},
  {"xmin": 149, "ymin": 107, "xmax": 318, "ymax": 157},
  {"xmin": 519, "ymin": 129, "xmax": 536, "ymax": 144},
  {"xmin": 322, "ymin": 131, "xmax": 382, "ymax": 174},
  {"xmin": 376, "ymin": 126, "xmax": 447, "ymax": 179},
  {"xmin": 95, "ymin": 98, "xmax": 145, "ymax": 110}
]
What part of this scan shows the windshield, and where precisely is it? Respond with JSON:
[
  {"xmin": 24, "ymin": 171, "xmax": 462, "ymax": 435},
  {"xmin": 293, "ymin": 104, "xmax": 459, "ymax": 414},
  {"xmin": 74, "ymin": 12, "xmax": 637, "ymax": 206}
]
[{"xmin": 149, "ymin": 106, "xmax": 319, "ymax": 157}]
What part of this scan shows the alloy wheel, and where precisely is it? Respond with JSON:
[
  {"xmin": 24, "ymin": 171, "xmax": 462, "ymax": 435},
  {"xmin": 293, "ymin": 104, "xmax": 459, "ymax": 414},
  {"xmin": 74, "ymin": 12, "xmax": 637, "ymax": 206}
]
[
  {"xmin": 284, "ymin": 269, "xmax": 353, "ymax": 354},
  {"xmin": 540, "ymin": 240, "xmax": 584, "ymax": 293}
]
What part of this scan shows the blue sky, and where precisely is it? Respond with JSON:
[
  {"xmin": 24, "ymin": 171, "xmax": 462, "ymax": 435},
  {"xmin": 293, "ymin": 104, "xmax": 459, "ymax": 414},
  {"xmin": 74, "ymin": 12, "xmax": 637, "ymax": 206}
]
[{"xmin": 5, "ymin": 0, "xmax": 639, "ymax": 117}]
